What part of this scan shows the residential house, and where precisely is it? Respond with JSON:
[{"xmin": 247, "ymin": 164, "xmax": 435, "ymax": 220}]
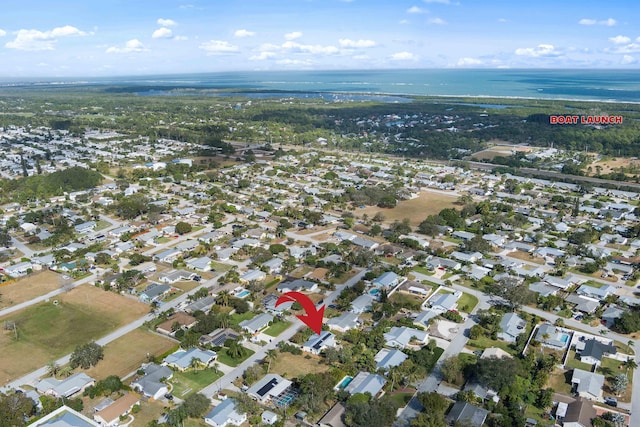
[
  {"xmin": 374, "ymin": 348, "xmax": 407, "ymax": 371},
  {"xmin": 528, "ymin": 282, "xmax": 558, "ymax": 297},
  {"xmin": 156, "ymin": 312, "xmax": 197, "ymax": 336},
  {"xmin": 239, "ymin": 313, "xmax": 274, "ymax": 334},
  {"xmin": 384, "ymin": 326, "xmax": 428, "ymax": 349},
  {"xmin": 240, "ymin": 269, "xmax": 266, "ymax": 283},
  {"xmin": 200, "ymin": 328, "xmax": 241, "ymax": 347},
  {"xmin": 3, "ymin": 261, "xmax": 33, "ymax": 277},
  {"xmin": 344, "ymin": 372, "xmax": 386, "ymax": 397},
  {"xmin": 163, "ymin": 348, "xmax": 217, "ymax": 371},
  {"xmin": 74, "ymin": 221, "xmax": 96, "ymax": 234},
  {"xmin": 185, "ymin": 296, "xmax": 217, "ymax": 314},
  {"xmin": 445, "ymin": 401, "xmax": 489, "ymax": 427},
  {"xmin": 204, "ymin": 399, "xmax": 247, "ymax": 427},
  {"xmin": 131, "ymin": 364, "xmax": 173, "ymax": 400},
  {"xmin": 576, "ymin": 285, "xmax": 617, "ymax": 301},
  {"xmin": 261, "ymin": 411, "xmax": 278, "ymax": 425},
  {"xmin": 93, "ymin": 393, "xmax": 140, "ymax": 427},
  {"xmin": 246, "ymin": 374, "xmax": 293, "ymax": 403},
  {"xmin": 576, "ymin": 339, "xmax": 616, "ymax": 366},
  {"xmin": 602, "ymin": 305, "xmax": 625, "ymax": 328},
  {"xmin": 262, "ymin": 258, "xmax": 283, "ymax": 274},
  {"xmin": 535, "ymin": 324, "xmax": 571, "ymax": 349},
  {"xmin": 302, "ymin": 331, "xmax": 336, "ymax": 355},
  {"xmin": 413, "ymin": 310, "xmax": 439, "ymax": 329},
  {"xmin": 28, "ymin": 405, "xmax": 99, "ymax": 427},
  {"xmin": 36, "ymin": 373, "xmax": 95, "ymax": 398},
  {"xmin": 462, "ymin": 381, "xmax": 499, "ymax": 403},
  {"xmin": 350, "ymin": 294, "xmax": 376, "ymax": 314},
  {"xmin": 276, "ymin": 278, "xmax": 318, "ymax": 293},
  {"xmin": 317, "ymin": 402, "xmax": 347, "ymax": 427},
  {"xmin": 450, "ymin": 251, "xmax": 483, "ymax": 263},
  {"xmin": 326, "ymin": 312, "xmax": 360, "ymax": 333},
  {"xmin": 560, "ymin": 397, "xmax": 596, "ymax": 427},
  {"xmin": 176, "ymin": 240, "xmax": 199, "ymax": 252},
  {"xmin": 429, "ymin": 291, "xmax": 462, "ymax": 313},
  {"xmin": 262, "ymin": 294, "xmax": 293, "ymax": 313},
  {"xmin": 452, "ymin": 231, "xmax": 475, "ymax": 241},
  {"xmin": 497, "ymin": 312, "xmax": 526, "ymax": 343},
  {"xmin": 139, "ymin": 283, "xmax": 171, "ymax": 303},
  {"xmin": 565, "ymin": 295, "xmax": 600, "ymax": 314},
  {"xmin": 426, "ymin": 257, "xmax": 461, "ymax": 271},
  {"xmin": 571, "ymin": 368, "xmax": 605, "ymax": 401},
  {"xmin": 372, "ymin": 271, "xmax": 401, "ymax": 288},
  {"xmin": 159, "ymin": 269, "xmax": 198, "ymax": 284},
  {"xmin": 186, "ymin": 256, "xmax": 213, "ymax": 272},
  {"xmin": 153, "ymin": 248, "xmax": 182, "ymax": 263}
]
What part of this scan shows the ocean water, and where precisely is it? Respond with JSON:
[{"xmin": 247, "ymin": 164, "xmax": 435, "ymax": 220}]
[{"xmin": 3, "ymin": 69, "xmax": 640, "ymax": 103}]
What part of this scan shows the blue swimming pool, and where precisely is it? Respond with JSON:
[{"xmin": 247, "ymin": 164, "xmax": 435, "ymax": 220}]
[
  {"xmin": 237, "ymin": 290, "xmax": 250, "ymax": 298},
  {"xmin": 559, "ymin": 333, "xmax": 570, "ymax": 343},
  {"xmin": 335, "ymin": 376, "xmax": 353, "ymax": 390},
  {"xmin": 370, "ymin": 289, "xmax": 380, "ymax": 295}
]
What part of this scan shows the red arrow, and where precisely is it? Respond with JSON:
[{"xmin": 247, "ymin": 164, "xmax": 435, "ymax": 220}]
[{"xmin": 275, "ymin": 291, "xmax": 325, "ymax": 334}]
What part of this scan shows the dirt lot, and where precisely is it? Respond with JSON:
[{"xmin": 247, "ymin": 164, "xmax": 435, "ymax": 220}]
[
  {"xmin": 471, "ymin": 143, "xmax": 533, "ymax": 161},
  {"xmin": 269, "ymin": 351, "xmax": 330, "ymax": 379},
  {"xmin": 83, "ymin": 328, "xmax": 178, "ymax": 380},
  {"xmin": 355, "ymin": 190, "xmax": 458, "ymax": 226},
  {"xmin": 587, "ymin": 157, "xmax": 640, "ymax": 177},
  {"xmin": 0, "ymin": 270, "xmax": 63, "ymax": 309},
  {"xmin": 0, "ymin": 285, "xmax": 149, "ymax": 384}
]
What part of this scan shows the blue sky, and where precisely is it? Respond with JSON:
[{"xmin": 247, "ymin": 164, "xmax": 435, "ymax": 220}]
[{"xmin": 0, "ymin": 0, "xmax": 638, "ymax": 77}]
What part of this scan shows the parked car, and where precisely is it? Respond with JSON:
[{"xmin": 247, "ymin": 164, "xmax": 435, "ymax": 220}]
[{"xmin": 604, "ymin": 397, "xmax": 617, "ymax": 407}]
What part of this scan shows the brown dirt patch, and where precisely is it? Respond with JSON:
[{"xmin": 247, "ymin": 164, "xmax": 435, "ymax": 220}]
[
  {"xmin": 83, "ymin": 329, "xmax": 178, "ymax": 380},
  {"xmin": 355, "ymin": 190, "xmax": 458, "ymax": 226},
  {"xmin": 0, "ymin": 270, "xmax": 63, "ymax": 309},
  {"xmin": 270, "ymin": 351, "xmax": 330, "ymax": 379}
]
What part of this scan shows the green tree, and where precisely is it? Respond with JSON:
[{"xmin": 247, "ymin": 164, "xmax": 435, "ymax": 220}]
[
  {"xmin": 0, "ymin": 392, "xmax": 36, "ymax": 425},
  {"xmin": 182, "ymin": 393, "xmax": 211, "ymax": 418},
  {"xmin": 69, "ymin": 342, "xmax": 104, "ymax": 369},
  {"xmin": 175, "ymin": 221, "xmax": 193, "ymax": 235}
]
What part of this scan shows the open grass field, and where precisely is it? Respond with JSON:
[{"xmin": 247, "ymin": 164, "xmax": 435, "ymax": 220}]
[
  {"xmin": 169, "ymin": 368, "xmax": 223, "ymax": 398},
  {"xmin": 263, "ymin": 320, "xmax": 292, "ymax": 337},
  {"xmin": 269, "ymin": 351, "xmax": 330, "ymax": 379},
  {"xmin": 130, "ymin": 400, "xmax": 167, "ymax": 427},
  {"xmin": 83, "ymin": 328, "xmax": 178, "ymax": 380},
  {"xmin": 0, "ymin": 284, "xmax": 149, "ymax": 384},
  {"xmin": 0, "ymin": 270, "xmax": 63, "ymax": 309},
  {"xmin": 470, "ymin": 143, "xmax": 533, "ymax": 161},
  {"xmin": 355, "ymin": 190, "xmax": 458, "ymax": 227},
  {"xmin": 216, "ymin": 347, "xmax": 254, "ymax": 367},
  {"xmin": 457, "ymin": 293, "xmax": 479, "ymax": 313},
  {"xmin": 546, "ymin": 368, "xmax": 573, "ymax": 395}
]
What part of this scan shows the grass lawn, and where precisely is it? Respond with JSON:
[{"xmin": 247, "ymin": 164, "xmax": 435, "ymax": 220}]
[
  {"xmin": 84, "ymin": 328, "xmax": 178, "ymax": 380},
  {"xmin": 507, "ymin": 251, "xmax": 544, "ymax": 265},
  {"xmin": 156, "ymin": 237, "xmax": 171, "ymax": 244},
  {"xmin": 457, "ymin": 293, "xmax": 479, "ymax": 313},
  {"xmin": 289, "ymin": 266, "xmax": 313, "ymax": 279},
  {"xmin": 169, "ymin": 368, "xmax": 224, "ymax": 398},
  {"xmin": 230, "ymin": 311, "xmax": 255, "ymax": 326},
  {"xmin": 263, "ymin": 320, "xmax": 292, "ymax": 337},
  {"xmin": 333, "ymin": 269, "xmax": 359, "ymax": 284},
  {"xmin": 210, "ymin": 261, "xmax": 232, "ymax": 272},
  {"xmin": 467, "ymin": 335, "xmax": 516, "ymax": 356},
  {"xmin": 265, "ymin": 278, "xmax": 280, "ymax": 290},
  {"xmin": 171, "ymin": 281, "xmax": 200, "ymax": 292},
  {"xmin": 94, "ymin": 220, "xmax": 112, "ymax": 231},
  {"xmin": 0, "ymin": 284, "xmax": 148, "ymax": 384},
  {"xmin": 389, "ymin": 292, "xmax": 424, "ymax": 311},
  {"xmin": 130, "ymin": 400, "xmax": 167, "ymax": 427},
  {"xmin": 599, "ymin": 357, "xmax": 633, "ymax": 403},
  {"xmin": 216, "ymin": 347, "xmax": 255, "ymax": 367},
  {"xmin": 412, "ymin": 266, "xmax": 433, "ymax": 276},
  {"xmin": 389, "ymin": 391, "xmax": 414, "ymax": 408},
  {"xmin": 565, "ymin": 350, "xmax": 593, "ymax": 372},
  {"xmin": 546, "ymin": 368, "xmax": 572, "ymax": 395},
  {"xmin": 0, "ymin": 270, "xmax": 62, "ymax": 309},
  {"xmin": 269, "ymin": 351, "xmax": 330, "ymax": 379}
]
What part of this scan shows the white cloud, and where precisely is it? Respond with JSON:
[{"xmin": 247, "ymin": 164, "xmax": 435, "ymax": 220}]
[
  {"xmin": 0, "ymin": 29, "xmax": 5, "ymax": 37},
  {"xmin": 390, "ymin": 51, "xmax": 416, "ymax": 60},
  {"xmin": 249, "ymin": 51, "xmax": 276, "ymax": 60},
  {"xmin": 608, "ymin": 43, "xmax": 640, "ymax": 54},
  {"xmin": 282, "ymin": 40, "xmax": 338, "ymax": 55},
  {"xmin": 457, "ymin": 57, "xmax": 483, "ymax": 66},
  {"xmin": 407, "ymin": 6, "xmax": 426, "ymax": 14},
  {"xmin": 106, "ymin": 39, "xmax": 148, "ymax": 54},
  {"xmin": 276, "ymin": 58, "xmax": 312, "ymax": 66},
  {"xmin": 174, "ymin": 35, "xmax": 188, "ymax": 41},
  {"xmin": 399, "ymin": 19, "xmax": 410, "ymax": 25},
  {"xmin": 515, "ymin": 44, "xmax": 561, "ymax": 57},
  {"xmin": 199, "ymin": 40, "xmax": 239, "ymax": 55},
  {"xmin": 6, "ymin": 25, "xmax": 88, "ymax": 51},
  {"xmin": 428, "ymin": 17, "xmax": 446, "ymax": 25},
  {"xmin": 609, "ymin": 35, "xmax": 631, "ymax": 44},
  {"xmin": 579, "ymin": 18, "xmax": 616, "ymax": 26},
  {"xmin": 498, "ymin": 18, "xmax": 507, "ymax": 23},
  {"xmin": 152, "ymin": 27, "xmax": 173, "ymax": 39},
  {"xmin": 621, "ymin": 55, "xmax": 636, "ymax": 65},
  {"xmin": 157, "ymin": 18, "xmax": 177, "ymax": 27},
  {"xmin": 338, "ymin": 38, "xmax": 376, "ymax": 48},
  {"xmin": 234, "ymin": 29, "xmax": 255, "ymax": 38},
  {"xmin": 284, "ymin": 31, "xmax": 303, "ymax": 40}
]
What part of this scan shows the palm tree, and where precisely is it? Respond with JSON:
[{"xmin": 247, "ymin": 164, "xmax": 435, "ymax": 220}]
[
  {"xmin": 212, "ymin": 362, "xmax": 220, "ymax": 374},
  {"xmin": 622, "ymin": 358, "xmax": 637, "ymax": 374},
  {"xmin": 265, "ymin": 349, "xmax": 278, "ymax": 373},
  {"xmin": 46, "ymin": 361, "xmax": 59, "ymax": 378},
  {"xmin": 190, "ymin": 357, "xmax": 201, "ymax": 373},
  {"xmin": 216, "ymin": 313, "xmax": 231, "ymax": 329},
  {"xmin": 216, "ymin": 290, "xmax": 231, "ymax": 307},
  {"xmin": 628, "ymin": 340, "xmax": 635, "ymax": 349},
  {"xmin": 226, "ymin": 340, "xmax": 246, "ymax": 360}
]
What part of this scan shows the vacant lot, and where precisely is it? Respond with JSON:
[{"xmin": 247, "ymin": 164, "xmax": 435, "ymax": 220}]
[
  {"xmin": 0, "ymin": 285, "xmax": 149, "ymax": 383},
  {"xmin": 355, "ymin": 191, "xmax": 458, "ymax": 226},
  {"xmin": 471, "ymin": 144, "xmax": 533, "ymax": 161},
  {"xmin": 83, "ymin": 328, "xmax": 178, "ymax": 380},
  {"xmin": 270, "ymin": 352, "xmax": 330, "ymax": 379},
  {"xmin": 0, "ymin": 270, "xmax": 63, "ymax": 309},
  {"xmin": 587, "ymin": 156, "xmax": 640, "ymax": 177}
]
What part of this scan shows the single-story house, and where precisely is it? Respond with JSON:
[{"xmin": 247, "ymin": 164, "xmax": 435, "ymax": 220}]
[
  {"xmin": 204, "ymin": 398, "xmax": 247, "ymax": 427},
  {"xmin": 262, "ymin": 258, "xmax": 283, "ymax": 274},
  {"xmin": 302, "ymin": 331, "xmax": 336, "ymax": 355},
  {"xmin": 571, "ymin": 368, "xmax": 605, "ymax": 400},
  {"xmin": 159, "ymin": 269, "xmax": 198, "ymax": 284},
  {"xmin": 413, "ymin": 310, "xmax": 439, "ymax": 329},
  {"xmin": 576, "ymin": 339, "xmax": 616, "ymax": 366},
  {"xmin": 156, "ymin": 312, "xmax": 197, "ymax": 336},
  {"xmin": 535, "ymin": 324, "xmax": 571, "ymax": 349},
  {"xmin": 374, "ymin": 348, "xmax": 407, "ymax": 371},
  {"xmin": 350, "ymin": 294, "xmax": 376, "ymax": 314},
  {"xmin": 28, "ymin": 405, "xmax": 99, "ymax": 427},
  {"xmin": 429, "ymin": 291, "xmax": 461, "ymax": 313},
  {"xmin": 139, "ymin": 283, "xmax": 172, "ymax": 303},
  {"xmin": 163, "ymin": 348, "xmax": 217, "ymax": 371},
  {"xmin": 326, "ymin": 312, "xmax": 360, "ymax": 333},
  {"xmin": 93, "ymin": 393, "xmax": 140, "ymax": 427},
  {"xmin": 262, "ymin": 293, "xmax": 293, "ymax": 313},
  {"xmin": 372, "ymin": 271, "xmax": 400, "ymax": 288},
  {"xmin": 185, "ymin": 296, "xmax": 217, "ymax": 314},
  {"xmin": 576, "ymin": 284, "xmax": 617, "ymax": 301},
  {"xmin": 261, "ymin": 410, "xmax": 278, "ymax": 425},
  {"xmin": 276, "ymin": 279, "xmax": 318, "ymax": 293},
  {"xmin": 445, "ymin": 401, "xmax": 490, "ymax": 427},
  {"xmin": 3, "ymin": 261, "xmax": 33, "ymax": 277},
  {"xmin": 240, "ymin": 269, "xmax": 266, "ymax": 283},
  {"xmin": 200, "ymin": 328, "xmax": 240, "ymax": 347},
  {"xmin": 239, "ymin": 313, "xmax": 274, "ymax": 334},
  {"xmin": 186, "ymin": 256, "xmax": 213, "ymax": 272},
  {"xmin": 153, "ymin": 248, "xmax": 182, "ymax": 263},
  {"xmin": 36, "ymin": 373, "xmax": 95, "ymax": 398},
  {"xmin": 317, "ymin": 403, "xmax": 347, "ymax": 427},
  {"xmin": 497, "ymin": 312, "xmax": 526, "ymax": 343},
  {"xmin": 344, "ymin": 372, "xmax": 386, "ymax": 397},
  {"xmin": 427, "ymin": 257, "xmax": 461, "ymax": 271},
  {"xmin": 74, "ymin": 221, "xmax": 96, "ymax": 234},
  {"xmin": 246, "ymin": 374, "xmax": 293, "ymax": 403},
  {"xmin": 560, "ymin": 397, "xmax": 596, "ymax": 427},
  {"xmin": 383, "ymin": 326, "xmax": 429, "ymax": 349},
  {"xmin": 131, "ymin": 364, "xmax": 173, "ymax": 400}
]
